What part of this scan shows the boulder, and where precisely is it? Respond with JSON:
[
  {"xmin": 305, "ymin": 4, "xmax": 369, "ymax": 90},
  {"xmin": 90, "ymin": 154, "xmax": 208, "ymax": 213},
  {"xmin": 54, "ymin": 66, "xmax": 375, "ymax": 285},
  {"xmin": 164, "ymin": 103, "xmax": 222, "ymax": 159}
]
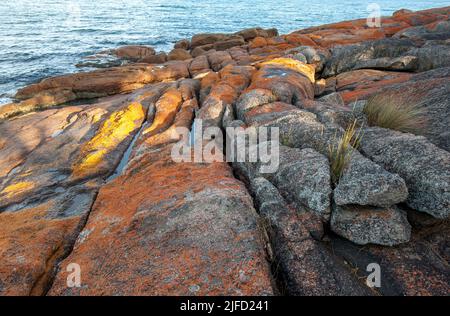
[
  {"xmin": 243, "ymin": 102, "xmax": 301, "ymax": 126},
  {"xmin": 333, "ymin": 69, "xmax": 412, "ymax": 103},
  {"xmin": 334, "ymin": 150, "xmax": 408, "ymax": 207},
  {"xmin": 191, "ymin": 33, "xmax": 228, "ymax": 48},
  {"xmin": 213, "ymin": 37, "xmax": 245, "ymax": 51},
  {"xmin": 235, "ymin": 27, "xmax": 278, "ymax": 40},
  {"xmin": 167, "ymin": 48, "xmax": 192, "ymax": 61},
  {"xmin": 359, "ymin": 127, "xmax": 450, "ymax": 219},
  {"xmin": 286, "ymin": 46, "xmax": 329, "ymax": 72},
  {"xmin": 247, "ymin": 60, "xmax": 315, "ymax": 105},
  {"xmin": 331, "ymin": 205, "xmax": 411, "ymax": 246},
  {"xmin": 266, "ymin": 147, "xmax": 332, "ymax": 221},
  {"xmin": 207, "ymin": 51, "xmax": 234, "ymax": 72},
  {"xmin": 249, "ymin": 36, "xmax": 268, "ymax": 48},
  {"xmin": 174, "ymin": 38, "xmax": 190, "ymax": 50},
  {"xmin": 392, "ymin": 7, "xmax": 450, "ymax": 27},
  {"xmin": 191, "ymin": 46, "xmax": 208, "ymax": 58},
  {"xmin": 235, "ymin": 89, "xmax": 277, "ymax": 120},
  {"xmin": 318, "ymin": 92, "xmax": 344, "ymax": 106},
  {"xmin": 188, "ymin": 55, "xmax": 210, "ymax": 77},
  {"xmin": 394, "ymin": 20, "xmax": 450, "ymax": 41},
  {"xmin": 284, "ymin": 34, "xmax": 318, "ymax": 47},
  {"xmin": 323, "ymin": 38, "xmax": 418, "ymax": 77},
  {"xmin": 111, "ymin": 45, "xmax": 156, "ymax": 61},
  {"xmin": 297, "ymin": 99, "xmax": 364, "ymax": 129},
  {"xmin": 139, "ymin": 52, "xmax": 167, "ymax": 64},
  {"xmin": 7, "ymin": 62, "xmax": 190, "ymax": 117},
  {"xmin": 197, "ymin": 65, "xmax": 252, "ymax": 128},
  {"xmin": 406, "ymin": 41, "xmax": 450, "ymax": 72}
]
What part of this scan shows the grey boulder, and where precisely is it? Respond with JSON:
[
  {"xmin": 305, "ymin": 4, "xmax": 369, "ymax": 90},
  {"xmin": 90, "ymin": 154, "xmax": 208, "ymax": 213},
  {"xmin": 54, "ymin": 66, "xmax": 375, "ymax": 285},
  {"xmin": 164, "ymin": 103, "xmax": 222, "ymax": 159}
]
[
  {"xmin": 359, "ymin": 127, "xmax": 450, "ymax": 219},
  {"xmin": 331, "ymin": 205, "xmax": 411, "ymax": 246},
  {"xmin": 334, "ymin": 150, "xmax": 408, "ymax": 207}
]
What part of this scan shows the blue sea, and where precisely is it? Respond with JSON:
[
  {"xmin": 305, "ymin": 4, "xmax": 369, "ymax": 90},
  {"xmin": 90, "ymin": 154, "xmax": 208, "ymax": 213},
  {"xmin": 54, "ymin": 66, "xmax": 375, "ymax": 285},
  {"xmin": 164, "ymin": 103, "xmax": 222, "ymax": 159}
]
[{"xmin": 1, "ymin": 0, "xmax": 448, "ymax": 105}]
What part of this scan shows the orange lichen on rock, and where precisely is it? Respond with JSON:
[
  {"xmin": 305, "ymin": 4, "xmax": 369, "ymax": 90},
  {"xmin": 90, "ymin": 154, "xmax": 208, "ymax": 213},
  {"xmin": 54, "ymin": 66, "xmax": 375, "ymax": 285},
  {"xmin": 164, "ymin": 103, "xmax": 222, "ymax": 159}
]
[
  {"xmin": 258, "ymin": 58, "xmax": 316, "ymax": 83},
  {"xmin": 49, "ymin": 145, "xmax": 273, "ymax": 295},
  {"xmin": 249, "ymin": 36, "xmax": 268, "ymax": 48},
  {"xmin": 0, "ymin": 185, "xmax": 96, "ymax": 296},
  {"xmin": 0, "ymin": 206, "xmax": 75, "ymax": 295},
  {"xmin": 283, "ymin": 33, "xmax": 319, "ymax": 47},
  {"xmin": 143, "ymin": 87, "xmax": 183, "ymax": 136},
  {"xmin": 334, "ymin": 69, "xmax": 413, "ymax": 103},
  {"xmin": 72, "ymin": 102, "xmax": 145, "ymax": 179}
]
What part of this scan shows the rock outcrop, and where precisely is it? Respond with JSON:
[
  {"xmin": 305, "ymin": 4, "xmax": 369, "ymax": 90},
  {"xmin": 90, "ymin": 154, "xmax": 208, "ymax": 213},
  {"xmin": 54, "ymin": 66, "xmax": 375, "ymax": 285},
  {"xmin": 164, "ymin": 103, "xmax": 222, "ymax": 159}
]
[{"xmin": 1, "ymin": 6, "xmax": 449, "ymax": 296}]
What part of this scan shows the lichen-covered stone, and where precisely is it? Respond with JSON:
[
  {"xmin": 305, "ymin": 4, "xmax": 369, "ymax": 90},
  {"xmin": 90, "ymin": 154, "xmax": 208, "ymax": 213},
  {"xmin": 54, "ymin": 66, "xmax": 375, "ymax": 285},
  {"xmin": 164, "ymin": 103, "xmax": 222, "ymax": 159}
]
[
  {"xmin": 334, "ymin": 150, "xmax": 409, "ymax": 207},
  {"xmin": 331, "ymin": 205, "xmax": 411, "ymax": 246},
  {"xmin": 266, "ymin": 146, "xmax": 332, "ymax": 221},
  {"xmin": 48, "ymin": 146, "xmax": 273, "ymax": 296},
  {"xmin": 0, "ymin": 183, "xmax": 98, "ymax": 295},
  {"xmin": 359, "ymin": 127, "xmax": 450, "ymax": 219}
]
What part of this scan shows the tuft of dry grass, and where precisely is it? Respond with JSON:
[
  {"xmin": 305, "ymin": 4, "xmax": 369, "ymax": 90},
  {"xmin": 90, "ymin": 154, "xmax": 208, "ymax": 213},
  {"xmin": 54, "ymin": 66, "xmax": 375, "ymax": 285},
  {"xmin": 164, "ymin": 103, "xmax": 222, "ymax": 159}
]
[
  {"xmin": 328, "ymin": 120, "xmax": 362, "ymax": 184},
  {"xmin": 364, "ymin": 94, "xmax": 427, "ymax": 134}
]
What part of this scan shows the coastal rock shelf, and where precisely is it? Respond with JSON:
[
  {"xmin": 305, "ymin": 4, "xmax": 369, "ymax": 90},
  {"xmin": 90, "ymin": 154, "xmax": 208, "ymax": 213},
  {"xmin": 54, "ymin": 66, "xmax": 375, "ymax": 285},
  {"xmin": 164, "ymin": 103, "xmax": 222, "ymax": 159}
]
[{"xmin": 0, "ymin": 7, "xmax": 449, "ymax": 296}]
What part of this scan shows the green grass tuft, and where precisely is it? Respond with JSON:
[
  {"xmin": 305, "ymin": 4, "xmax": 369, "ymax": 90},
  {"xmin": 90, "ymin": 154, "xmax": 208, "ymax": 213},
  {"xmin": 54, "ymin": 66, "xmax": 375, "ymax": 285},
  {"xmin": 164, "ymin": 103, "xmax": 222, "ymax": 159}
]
[
  {"xmin": 364, "ymin": 94, "xmax": 427, "ymax": 134},
  {"xmin": 329, "ymin": 120, "xmax": 362, "ymax": 185}
]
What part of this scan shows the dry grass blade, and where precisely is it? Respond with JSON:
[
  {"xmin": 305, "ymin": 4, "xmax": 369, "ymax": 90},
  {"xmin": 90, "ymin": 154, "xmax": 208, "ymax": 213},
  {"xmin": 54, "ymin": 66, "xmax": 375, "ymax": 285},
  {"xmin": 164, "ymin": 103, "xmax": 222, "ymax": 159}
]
[
  {"xmin": 364, "ymin": 94, "xmax": 427, "ymax": 134},
  {"xmin": 329, "ymin": 120, "xmax": 362, "ymax": 184}
]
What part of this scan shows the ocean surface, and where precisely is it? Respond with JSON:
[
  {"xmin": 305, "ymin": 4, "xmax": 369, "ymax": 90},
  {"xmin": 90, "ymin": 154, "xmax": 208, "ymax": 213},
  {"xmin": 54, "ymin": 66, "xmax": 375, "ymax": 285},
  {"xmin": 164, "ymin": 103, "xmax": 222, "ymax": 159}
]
[{"xmin": 1, "ymin": 0, "xmax": 448, "ymax": 105}]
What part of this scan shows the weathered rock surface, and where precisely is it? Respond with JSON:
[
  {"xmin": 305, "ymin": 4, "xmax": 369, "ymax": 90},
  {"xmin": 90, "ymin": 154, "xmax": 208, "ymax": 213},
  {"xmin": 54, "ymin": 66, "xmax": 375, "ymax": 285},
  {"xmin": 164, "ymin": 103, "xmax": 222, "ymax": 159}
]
[
  {"xmin": 189, "ymin": 28, "xmax": 277, "ymax": 51},
  {"xmin": 0, "ymin": 94, "xmax": 145, "ymax": 209},
  {"xmin": 0, "ymin": 184, "xmax": 98, "ymax": 295},
  {"xmin": 332, "ymin": 69, "xmax": 412, "ymax": 102},
  {"xmin": 331, "ymin": 222, "xmax": 450, "ymax": 295},
  {"xmin": 197, "ymin": 65, "xmax": 253, "ymax": 128},
  {"xmin": 394, "ymin": 20, "xmax": 450, "ymax": 41},
  {"xmin": 331, "ymin": 205, "xmax": 411, "ymax": 246},
  {"xmin": 109, "ymin": 45, "xmax": 156, "ymax": 61},
  {"xmin": 48, "ymin": 146, "xmax": 273, "ymax": 295},
  {"xmin": 139, "ymin": 52, "xmax": 168, "ymax": 64},
  {"xmin": 323, "ymin": 38, "xmax": 419, "ymax": 77},
  {"xmin": 0, "ymin": 85, "xmax": 169, "ymax": 295},
  {"xmin": 267, "ymin": 147, "xmax": 332, "ymax": 221},
  {"xmin": 317, "ymin": 92, "xmax": 344, "ymax": 106},
  {"xmin": 249, "ymin": 177, "xmax": 372, "ymax": 296},
  {"xmin": 367, "ymin": 67, "xmax": 450, "ymax": 151},
  {"xmin": 359, "ymin": 127, "xmax": 450, "ymax": 219},
  {"xmin": 1, "ymin": 6, "xmax": 450, "ymax": 297},
  {"xmin": 235, "ymin": 89, "xmax": 277, "ymax": 121},
  {"xmin": 168, "ymin": 48, "xmax": 192, "ymax": 61},
  {"xmin": 334, "ymin": 150, "xmax": 408, "ymax": 207},
  {"xmin": 1, "ymin": 62, "xmax": 190, "ymax": 119}
]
